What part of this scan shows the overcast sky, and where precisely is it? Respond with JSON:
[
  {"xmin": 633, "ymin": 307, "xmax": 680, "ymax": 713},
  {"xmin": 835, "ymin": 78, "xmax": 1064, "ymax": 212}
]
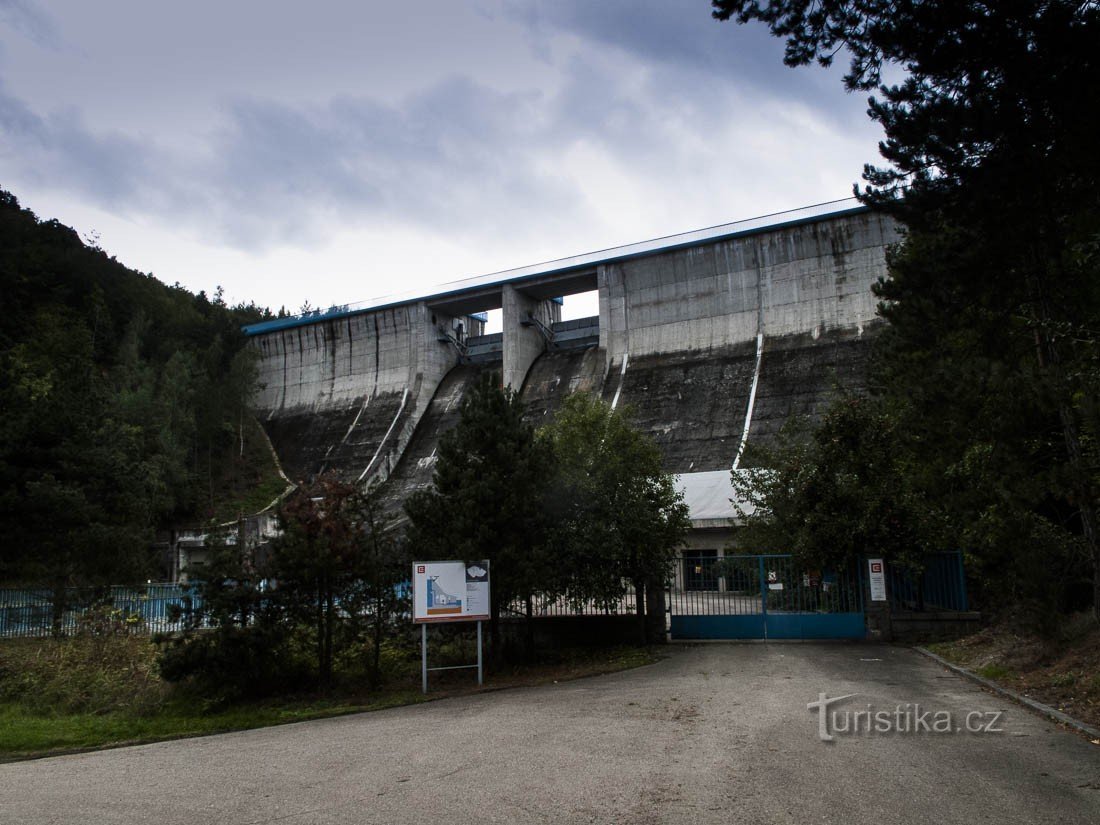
[{"xmin": 0, "ymin": 0, "xmax": 883, "ymax": 323}]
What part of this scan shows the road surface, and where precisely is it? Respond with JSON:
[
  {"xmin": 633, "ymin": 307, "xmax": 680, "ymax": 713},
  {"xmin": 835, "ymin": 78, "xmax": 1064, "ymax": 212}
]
[{"xmin": 1, "ymin": 643, "xmax": 1098, "ymax": 824}]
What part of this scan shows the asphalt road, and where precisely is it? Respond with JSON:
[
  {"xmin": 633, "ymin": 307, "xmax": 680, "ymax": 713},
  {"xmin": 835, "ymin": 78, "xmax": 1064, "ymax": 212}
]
[{"xmin": 2, "ymin": 643, "xmax": 1098, "ymax": 825}]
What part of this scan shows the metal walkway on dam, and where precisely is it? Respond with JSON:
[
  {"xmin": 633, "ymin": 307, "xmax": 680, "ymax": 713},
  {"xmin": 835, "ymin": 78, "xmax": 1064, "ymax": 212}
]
[{"xmin": 243, "ymin": 199, "xmax": 899, "ymax": 531}]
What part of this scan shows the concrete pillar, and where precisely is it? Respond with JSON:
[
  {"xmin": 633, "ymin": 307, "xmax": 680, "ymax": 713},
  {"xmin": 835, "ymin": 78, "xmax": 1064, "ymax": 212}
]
[
  {"xmin": 597, "ymin": 263, "xmax": 628, "ymax": 374},
  {"xmin": 411, "ymin": 301, "xmax": 460, "ymax": 387},
  {"xmin": 502, "ymin": 284, "xmax": 556, "ymax": 391}
]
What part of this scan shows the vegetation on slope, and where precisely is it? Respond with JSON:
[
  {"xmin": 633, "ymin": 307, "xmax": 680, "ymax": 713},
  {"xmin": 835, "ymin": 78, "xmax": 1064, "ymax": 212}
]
[
  {"xmin": 928, "ymin": 615, "xmax": 1100, "ymax": 731},
  {"xmin": 0, "ymin": 189, "xmax": 281, "ymax": 587}
]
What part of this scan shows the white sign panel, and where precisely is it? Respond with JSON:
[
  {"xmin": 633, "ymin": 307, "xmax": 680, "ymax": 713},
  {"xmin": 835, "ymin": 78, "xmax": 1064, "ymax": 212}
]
[
  {"xmin": 868, "ymin": 558, "xmax": 887, "ymax": 602},
  {"xmin": 412, "ymin": 560, "xmax": 491, "ymax": 623}
]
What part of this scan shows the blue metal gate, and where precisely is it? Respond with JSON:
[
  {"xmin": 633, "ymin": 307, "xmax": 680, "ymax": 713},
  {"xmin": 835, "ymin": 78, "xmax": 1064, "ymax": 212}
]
[{"xmin": 669, "ymin": 554, "xmax": 865, "ymax": 640}]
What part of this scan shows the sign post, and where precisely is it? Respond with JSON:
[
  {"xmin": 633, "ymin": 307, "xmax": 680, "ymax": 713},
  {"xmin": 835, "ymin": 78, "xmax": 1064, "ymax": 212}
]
[{"xmin": 412, "ymin": 560, "xmax": 490, "ymax": 693}]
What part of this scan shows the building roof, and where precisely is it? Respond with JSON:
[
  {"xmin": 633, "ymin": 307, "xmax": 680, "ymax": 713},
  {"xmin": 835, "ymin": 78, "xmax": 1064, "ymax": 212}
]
[{"xmin": 674, "ymin": 469, "xmax": 759, "ymax": 528}]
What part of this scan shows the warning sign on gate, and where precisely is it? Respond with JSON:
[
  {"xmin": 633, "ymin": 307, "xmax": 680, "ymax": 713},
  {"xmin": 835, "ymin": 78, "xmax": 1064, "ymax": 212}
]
[{"xmin": 868, "ymin": 558, "xmax": 887, "ymax": 602}]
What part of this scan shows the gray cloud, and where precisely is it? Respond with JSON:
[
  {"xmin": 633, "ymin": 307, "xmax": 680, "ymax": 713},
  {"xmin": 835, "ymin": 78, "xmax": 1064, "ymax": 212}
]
[
  {"xmin": 0, "ymin": 72, "xmax": 577, "ymax": 249},
  {"xmin": 193, "ymin": 75, "xmax": 583, "ymax": 249},
  {"xmin": 0, "ymin": 82, "xmax": 154, "ymax": 205},
  {"xmin": 0, "ymin": 0, "xmax": 60, "ymax": 49},
  {"xmin": 500, "ymin": 0, "xmax": 851, "ymax": 111},
  {"xmin": 0, "ymin": 0, "xmax": 879, "ymax": 261}
]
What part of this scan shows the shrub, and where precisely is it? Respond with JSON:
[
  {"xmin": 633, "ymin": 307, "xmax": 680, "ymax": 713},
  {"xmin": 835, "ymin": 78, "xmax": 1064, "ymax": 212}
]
[{"xmin": 157, "ymin": 624, "xmax": 311, "ymax": 702}]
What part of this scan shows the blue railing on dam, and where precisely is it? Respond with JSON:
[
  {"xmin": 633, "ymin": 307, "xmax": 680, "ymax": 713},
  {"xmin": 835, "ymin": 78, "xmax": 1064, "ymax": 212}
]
[{"xmin": 243, "ymin": 306, "xmax": 494, "ymax": 337}]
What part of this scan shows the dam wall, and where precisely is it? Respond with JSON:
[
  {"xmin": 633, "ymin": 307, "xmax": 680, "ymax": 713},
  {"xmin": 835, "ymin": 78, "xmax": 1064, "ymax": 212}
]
[
  {"xmin": 599, "ymin": 209, "xmax": 892, "ymax": 360},
  {"xmin": 592, "ymin": 209, "xmax": 896, "ymax": 471},
  {"xmin": 250, "ymin": 304, "xmax": 483, "ymax": 485},
  {"xmin": 245, "ymin": 203, "xmax": 900, "ymax": 516}
]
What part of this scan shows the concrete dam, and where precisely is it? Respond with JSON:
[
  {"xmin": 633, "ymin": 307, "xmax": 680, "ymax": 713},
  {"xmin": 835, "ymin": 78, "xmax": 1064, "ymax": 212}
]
[{"xmin": 244, "ymin": 202, "xmax": 899, "ymax": 532}]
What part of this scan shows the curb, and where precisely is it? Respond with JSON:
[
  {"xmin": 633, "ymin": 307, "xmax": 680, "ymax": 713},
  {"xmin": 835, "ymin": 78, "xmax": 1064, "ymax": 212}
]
[{"xmin": 914, "ymin": 646, "xmax": 1100, "ymax": 741}]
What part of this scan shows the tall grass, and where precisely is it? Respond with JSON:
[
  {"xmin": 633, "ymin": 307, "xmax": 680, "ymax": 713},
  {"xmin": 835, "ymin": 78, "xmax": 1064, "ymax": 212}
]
[{"xmin": 0, "ymin": 632, "xmax": 168, "ymax": 717}]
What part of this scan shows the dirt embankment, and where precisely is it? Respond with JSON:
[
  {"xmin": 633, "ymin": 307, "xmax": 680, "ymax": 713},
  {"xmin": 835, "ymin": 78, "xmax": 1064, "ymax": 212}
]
[{"xmin": 928, "ymin": 614, "xmax": 1100, "ymax": 730}]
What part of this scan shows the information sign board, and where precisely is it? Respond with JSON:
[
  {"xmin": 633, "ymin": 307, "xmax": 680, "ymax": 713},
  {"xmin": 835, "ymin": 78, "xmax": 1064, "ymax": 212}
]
[{"xmin": 412, "ymin": 560, "xmax": 491, "ymax": 623}]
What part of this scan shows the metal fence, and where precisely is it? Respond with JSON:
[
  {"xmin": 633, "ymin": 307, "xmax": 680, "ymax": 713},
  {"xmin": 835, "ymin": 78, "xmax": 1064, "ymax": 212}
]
[
  {"xmin": 502, "ymin": 583, "xmax": 639, "ymax": 619},
  {"xmin": 0, "ymin": 584, "xmax": 198, "ymax": 638},
  {"xmin": 1, "ymin": 552, "xmax": 968, "ymax": 638},
  {"xmin": 887, "ymin": 552, "xmax": 969, "ymax": 612},
  {"xmin": 670, "ymin": 554, "xmax": 863, "ymax": 616}
]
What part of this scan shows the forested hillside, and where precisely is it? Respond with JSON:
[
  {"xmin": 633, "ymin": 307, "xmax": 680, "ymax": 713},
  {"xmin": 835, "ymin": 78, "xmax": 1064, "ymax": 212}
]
[{"xmin": 0, "ymin": 190, "xmax": 284, "ymax": 587}]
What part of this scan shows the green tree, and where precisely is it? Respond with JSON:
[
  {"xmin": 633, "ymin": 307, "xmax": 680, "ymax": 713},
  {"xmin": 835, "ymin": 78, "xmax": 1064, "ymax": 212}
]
[
  {"xmin": 732, "ymin": 395, "xmax": 945, "ymax": 572},
  {"xmin": 713, "ymin": 0, "xmax": 1100, "ymax": 621},
  {"xmin": 0, "ymin": 189, "xmax": 275, "ymax": 591},
  {"xmin": 540, "ymin": 393, "xmax": 689, "ymax": 643},
  {"xmin": 157, "ymin": 527, "xmax": 296, "ymax": 701},
  {"xmin": 160, "ymin": 479, "xmax": 403, "ymax": 695},
  {"xmin": 0, "ymin": 307, "xmax": 161, "ymax": 625},
  {"xmin": 350, "ymin": 483, "xmax": 408, "ymax": 686},
  {"xmin": 272, "ymin": 477, "xmax": 376, "ymax": 687},
  {"xmin": 275, "ymin": 478, "xmax": 407, "ymax": 688},
  {"xmin": 404, "ymin": 372, "xmax": 554, "ymax": 658}
]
